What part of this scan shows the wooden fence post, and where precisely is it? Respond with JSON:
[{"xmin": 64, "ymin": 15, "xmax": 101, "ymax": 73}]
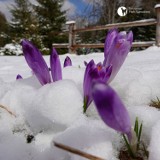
[
  {"xmin": 66, "ymin": 21, "xmax": 76, "ymax": 54},
  {"xmin": 155, "ymin": 4, "xmax": 160, "ymax": 47}
]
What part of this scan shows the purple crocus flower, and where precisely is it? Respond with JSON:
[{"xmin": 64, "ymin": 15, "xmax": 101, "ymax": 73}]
[
  {"xmin": 83, "ymin": 60, "xmax": 112, "ymax": 112},
  {"xmin": 50, "ymin": 48, "xmax": 62, "ymax": 82},
  {"xmin": 64, "ymin": 56, "xmax": 72, "ymax": 67},
  {"xmin": 16, "ymin": 74, "xmax": 23, "ymax": 80},
  {"xmin": 92, "ymin": 82, "xmax": 131, "ymax": 140},
  {"xmin": 83, "ymin": 29, "xmax": 133, "ymax": 112},
  {"xmin": 21, "ymin": 39, "xmax": 51, "ymax": 85},
  {"xmin": 103, "ymin": 29, "xmax": 133, "ymax": 82}
]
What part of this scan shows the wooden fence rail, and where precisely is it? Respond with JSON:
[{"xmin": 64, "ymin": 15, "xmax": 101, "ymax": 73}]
[
  {"xmin": 74, "ymin": 19, "xmax": 157, "ymax": 32},
  {"xmin": 53, "ymin": 4, "xmax": 160, "ymax": 54}
]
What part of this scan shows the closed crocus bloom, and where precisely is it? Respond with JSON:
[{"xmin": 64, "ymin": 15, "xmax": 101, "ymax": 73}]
[
  {"xmin": 64, "ymin": 56, "xmax": 72, "ymax": 67},
  {"xmin": 50, "ymin": 48, "xmax": 62, "ymax": 82},
  {"xmin": 92, "ymin": 82, "xmax": 131, "ymax": 140},
  {"xmin": 83, "ymin": 60, "xmax": 112, "ymax": 112},
  {"xmin": 103, "ymin": 29, "xmax": 133, "ymax": 82},
  {"xmin": 21, "ymin": 39, "xmax": 51, "ymax": 85},
  {"xmin": 16, "ymin": 74, "xmax": 23, "ymax": 80}
]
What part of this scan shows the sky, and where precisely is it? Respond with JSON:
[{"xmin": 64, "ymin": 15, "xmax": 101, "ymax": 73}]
[{"xmin": 0, "ymin": 0, "xmax": 90, "ymax": 21}]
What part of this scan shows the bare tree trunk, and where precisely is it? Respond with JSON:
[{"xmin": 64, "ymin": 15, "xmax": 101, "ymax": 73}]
[{"xmin": 111, "ymin": 0, "xmax": 116, "ymax": 23}]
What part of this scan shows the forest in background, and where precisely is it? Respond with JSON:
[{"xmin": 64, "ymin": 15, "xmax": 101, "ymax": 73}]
[{"xmin": 0, "ymin": 0, "xmax": 159, "ymax": 55}]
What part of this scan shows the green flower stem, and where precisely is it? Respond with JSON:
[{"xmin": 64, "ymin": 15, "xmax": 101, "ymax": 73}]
[
  {"xmin": 83, "ymin": 97, "xmax": 87, "ymax": 113},
  {"xmin": 123, "ymin": 134, "xmax": 136, "ymax": 158}
]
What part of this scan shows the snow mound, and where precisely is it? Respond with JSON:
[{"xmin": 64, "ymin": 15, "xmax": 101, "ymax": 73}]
[
  {"xmin": 62, "ymin": 66, "xmax": 85, "ymax": 93},
  {"xmin": 53, "ymin": 119, "xmax": 120, "ymax": 160},
  {"xmin": 25, "ymin": 80, "xmax": 83, "ymax": 133}
]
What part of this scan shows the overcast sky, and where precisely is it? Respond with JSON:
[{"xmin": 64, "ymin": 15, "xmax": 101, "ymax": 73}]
[{"xmin": 0, "ymin": 0, "xmax": 90, "ymax": 21}]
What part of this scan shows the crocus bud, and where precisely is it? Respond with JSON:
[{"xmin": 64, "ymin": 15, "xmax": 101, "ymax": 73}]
[
  {"xmin": 16, "ymin": 74, "xmax": 23, "ymax": 80},
  {"xmin": 92, "ymin": 82, "xmax": 131, "ymax": 139},
  {"xmin": 21, "ymin": 39, "xmax": 51, "ymax": 85},
  {"xmin": 50, "ymin": 48, "xmax": 62, "ymax": 82},
  {"xmin": 64, "ymin": 56, "xmax": 72, "ymax": 67}
]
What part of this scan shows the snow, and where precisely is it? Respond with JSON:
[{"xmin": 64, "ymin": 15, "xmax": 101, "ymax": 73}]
[
  {"xmin": 0, "ymin": 43, "xmax": 23, "ymax": 56},
  {"xmin": 25, "ymin": 80, "xmax": 83, "ymax": 133},
  {"xmin": 0, "ymin": 46, "xmax": 160, "ymax": 159},
  {"xmin": 53, "ymin": 118, "xmax": 120, "ymax": 160},
  {"xmin": 155, "ymin": 4, "xmax": 160, "ymax": 8},
  {"xmin": 133, "ymin": 18, "xmax": 156, "ymax": 23},
  {"xmin": 149, "ymin": 120, "xmax": 160, "ymax": 160},
  {"xmin": 62, "ymin": 66, "xmax": 84, "ymax": 93},
  {"xmin": 66, "ymin": 21, "xmax": 76, "ymax": 25}
]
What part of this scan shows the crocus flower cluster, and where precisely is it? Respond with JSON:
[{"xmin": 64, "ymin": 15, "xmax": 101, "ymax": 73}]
[
  {"xmin": 83, "ymin": 29, "xmax": 133, "ymax": 112},
  {"xmin": 20, "ymin": 40, "xmax": 72, "ymax": 85}
]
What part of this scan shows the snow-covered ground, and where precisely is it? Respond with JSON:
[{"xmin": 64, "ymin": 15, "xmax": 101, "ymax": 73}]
[
  {"xmin": 0, "ymin": 43, "xmax": 22, "ymax": 56},
  {"xmin": 0, "ymin": 46, "xmax": 160, "ymax": 160}
]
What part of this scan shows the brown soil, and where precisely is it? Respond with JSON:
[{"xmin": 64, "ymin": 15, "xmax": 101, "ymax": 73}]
[{"xmin": 119, "ymin": 150, "xmax": 144, "ymax": 160}]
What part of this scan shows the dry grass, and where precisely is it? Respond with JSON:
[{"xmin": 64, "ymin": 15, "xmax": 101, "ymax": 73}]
[
  {"xmin": 149, "ymin": 97, "xmax": 160, "ymax": 109},
  {"xmin": 54, "ymin": 142, "xmax": 105, "ymax": 160},
  {"xmin": 0, "ymin": 104, "xmax": 16, "ymax": 117}
]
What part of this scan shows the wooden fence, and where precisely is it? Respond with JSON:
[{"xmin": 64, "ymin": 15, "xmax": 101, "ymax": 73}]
[{"xmin": 53, "ymin": 4, "xmax": 160, "ymax": 54}]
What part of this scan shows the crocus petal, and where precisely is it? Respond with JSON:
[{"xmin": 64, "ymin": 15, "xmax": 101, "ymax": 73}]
[
  {"xmin": 116, "ymin": 31, "xmax": 127, "ymax": 39},
  {"xmin": 104, "ymin": 29, "xmax": 118, "ymax": 59},
  {"xmin": 64, "ymin": 56, "xmax": 72, "ymax": 67},
  {"xmin": 83, "ymin": 60, "xmax": 97, "ymax": 112},
  {"xmin": 21, "ymin": 39, "xmax": 51, "ymax": 85},
  {"xmin": 103, "ymin": 65, "xmax": 112, "ymax": 82},
  {"xmin": 50, "ymin": 48, "xmax": 62, "ymax": 82},
  {"xmin": 108, "ymin": 40, "xmax": 131, "ymax": 82},
  {"xmin": 16, "ymin": 74, "xmax": 23, "ymax": 80},
  {"xmin": 92, "ymin": 82, "xmax": 131, "ymax": 139},
  {"xmin": 83, "ymin": 60, "xmax": 95, "ymax": 96},
  {"xmin": 127, "ymin": 31, "xmax": 133, "ymax": 44},
  {"xmin": 86, "ymin": 66, "xmax": 99, "ymax": 104}
]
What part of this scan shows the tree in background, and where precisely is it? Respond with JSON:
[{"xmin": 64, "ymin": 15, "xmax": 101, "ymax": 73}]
[
  {"xmin": 34, "ymin": 0, "xmax": 67, "ymax": 53},
  {"xmin": 0, "ymin": 11, "xmax": 10, "ymax": 47},
  {"xmin": 10, "ymin": 0, "xmax": 33, "ymax": 40},
  {"xmin": 9, "ymin": 0, "xmax": 43, "ymax": 49}
]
